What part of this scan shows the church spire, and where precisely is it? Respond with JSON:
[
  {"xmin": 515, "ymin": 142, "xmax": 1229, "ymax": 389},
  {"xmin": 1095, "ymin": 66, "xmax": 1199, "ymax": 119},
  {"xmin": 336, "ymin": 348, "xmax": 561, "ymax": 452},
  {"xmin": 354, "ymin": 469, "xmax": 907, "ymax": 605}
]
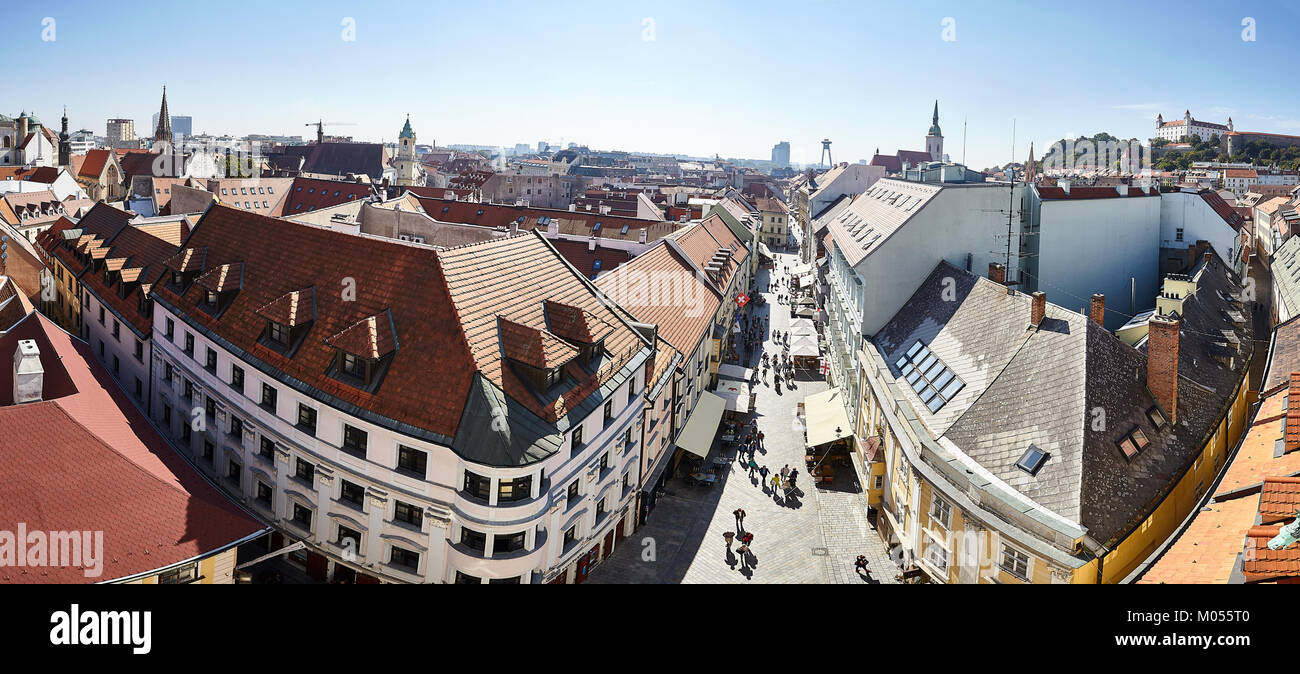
[
  {"xmin": 153, "ymin": 86, "xmax": 173, "ymax": 146},
  {"xmin": 1025, "ymin": 142, "xmax": 1036, "ymax": 183},
  {"xmin": 928, "ymin": 100, "xmax": 942, "ymax": 137}
]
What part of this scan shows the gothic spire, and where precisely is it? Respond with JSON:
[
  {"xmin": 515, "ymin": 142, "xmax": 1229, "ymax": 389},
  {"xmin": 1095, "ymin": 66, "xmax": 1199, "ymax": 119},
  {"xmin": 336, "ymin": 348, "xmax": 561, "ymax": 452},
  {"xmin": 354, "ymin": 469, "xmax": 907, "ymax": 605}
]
[
  {"xmin": 153, "ymin": 86, "xmax": 173, "ymax": 145},
  {"xmin": 928, "ymin": 100, "xmax": 942, "ymax": 136}
]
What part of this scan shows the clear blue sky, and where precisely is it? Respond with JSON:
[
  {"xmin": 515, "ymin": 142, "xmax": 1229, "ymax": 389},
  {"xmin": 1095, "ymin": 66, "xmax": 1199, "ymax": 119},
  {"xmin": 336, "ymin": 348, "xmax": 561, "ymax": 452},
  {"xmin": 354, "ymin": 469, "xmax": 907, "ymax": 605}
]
[{"xmin": 8, "ymin": 0, "xmax": 1298, "ymax": 168}]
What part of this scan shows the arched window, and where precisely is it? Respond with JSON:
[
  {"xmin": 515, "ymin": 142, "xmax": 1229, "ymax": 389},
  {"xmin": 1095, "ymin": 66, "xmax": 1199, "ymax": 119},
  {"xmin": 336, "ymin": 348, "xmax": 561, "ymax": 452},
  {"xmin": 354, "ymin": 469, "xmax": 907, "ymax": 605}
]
[{"xmin": 2, "ymin": 136, "xmax": 10, "ymax": 148}]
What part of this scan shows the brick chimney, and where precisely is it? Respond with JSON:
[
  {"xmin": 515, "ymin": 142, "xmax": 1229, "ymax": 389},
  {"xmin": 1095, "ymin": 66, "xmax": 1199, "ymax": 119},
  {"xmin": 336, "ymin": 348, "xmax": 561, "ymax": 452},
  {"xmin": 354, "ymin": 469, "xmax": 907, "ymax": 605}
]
[
  {"xmin": 1090, "ymin": 294, "xmax": 1105, "ymax": 326},
  {"xmin": 1030, "ymin": 291, "xmax": 1046, "ymax": 327},
  {"xmin": 1203, "ymin": 249, "xmax": 1213, "ymax": 268},
  {"xmin": 1147, "ymin": 315, "xmax": 1181, "ymax": 423},
  {"xmin": 988, "ymin": 262, "xmax": 1006, "ymax": 285}
]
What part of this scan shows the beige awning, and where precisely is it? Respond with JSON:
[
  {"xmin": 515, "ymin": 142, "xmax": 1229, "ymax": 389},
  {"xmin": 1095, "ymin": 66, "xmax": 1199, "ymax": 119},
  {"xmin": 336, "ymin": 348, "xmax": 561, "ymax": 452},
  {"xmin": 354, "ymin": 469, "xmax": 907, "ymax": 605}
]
[
  {"xmin": 804, "ymin": 388, "xmax": 852, "ymax": 448},
  {"xmin": 675, "ymin": 391, "xmax": 727, "ymax": 458},
  {"xmin": 758, "ymin": 242, "xmax": 774, "ymax": 258},
  {"xmin": 715, "ymin": 379, "xmax": 752, "ymax": 413}
]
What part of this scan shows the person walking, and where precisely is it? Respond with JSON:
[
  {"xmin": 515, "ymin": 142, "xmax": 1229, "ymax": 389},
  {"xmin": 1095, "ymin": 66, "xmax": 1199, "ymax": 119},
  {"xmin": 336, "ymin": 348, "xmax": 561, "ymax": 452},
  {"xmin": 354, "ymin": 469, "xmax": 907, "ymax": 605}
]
[
  {"xmin": 733, "ymin": 508, "xmax": 746, "ymax": 532},
  {"xmin": 757, "ymin": 430, "xmax": 765, "ymax": 448},
  {"xmin": 780, "ymin": 464, "xmax": 790, "ymax": 480},
  {"xmin": 788, "ymin": 467, "xmax": 798, "ymax": 489},
  {"xmin": 855, "ymin": 555, "xmax": 870, "ymax": 576},
  {"xmin": 748, "ymin": 458, "xmax": 758, "ymax": 478},
  {"xmin": 723, "ymin": 531, "xmax": 735, "ymax": 551},
  {"xmin": 759, "ymin": 465, "xmax": 770, "ymax": 484},
  {"xmin": 771, "ymin": 474, "xmax": 782, "ymax": 494}
]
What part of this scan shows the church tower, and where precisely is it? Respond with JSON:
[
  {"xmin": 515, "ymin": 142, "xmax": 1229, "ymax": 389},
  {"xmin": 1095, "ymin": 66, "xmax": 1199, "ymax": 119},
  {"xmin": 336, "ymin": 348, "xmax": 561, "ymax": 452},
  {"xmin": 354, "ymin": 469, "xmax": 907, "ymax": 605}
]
[
  {"xmin": 925, "ymin": 100, "xmax": 944, "ymax": 161},
  {"xmin": 394, "ymin": 115, "xmax": 420, "ymax": 187},
  {"xmin": 58, "ymin": 106, "xmax": 71, "ymax": 169},
  {"xmin": 152, "ymin": 86, "xmax": 173, "ymax": 153},
  {"xmin": 1024, "ymin": 142, "xmax": 1036, "ymax": 184}
]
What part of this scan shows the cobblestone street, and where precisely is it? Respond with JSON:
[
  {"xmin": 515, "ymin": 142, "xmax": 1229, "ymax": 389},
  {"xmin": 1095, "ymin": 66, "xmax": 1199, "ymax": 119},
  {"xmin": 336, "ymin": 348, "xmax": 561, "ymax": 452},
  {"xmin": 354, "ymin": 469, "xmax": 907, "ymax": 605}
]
[{"xmin": 590, "ymin": 248, "xmax": 896, "ymax": 584}]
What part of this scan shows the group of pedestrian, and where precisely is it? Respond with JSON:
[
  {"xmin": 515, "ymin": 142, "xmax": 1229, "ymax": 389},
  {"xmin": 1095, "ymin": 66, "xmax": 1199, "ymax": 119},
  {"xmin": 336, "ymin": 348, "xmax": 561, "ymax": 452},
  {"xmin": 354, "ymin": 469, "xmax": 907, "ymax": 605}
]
[{"xmin": 726, "ymin": 508, "xmax": 756, "ymax": 570}]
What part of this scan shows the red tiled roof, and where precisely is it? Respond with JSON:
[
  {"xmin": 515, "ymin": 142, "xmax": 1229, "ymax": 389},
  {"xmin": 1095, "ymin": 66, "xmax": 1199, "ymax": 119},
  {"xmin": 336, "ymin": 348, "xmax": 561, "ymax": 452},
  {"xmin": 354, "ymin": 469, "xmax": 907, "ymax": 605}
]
[
  {"xmin": 595, "ymin": 240, "xmax": 720, "ymax": 358},
  {"xmin": 673, "ymin": 214, "xmax": 749, "ymax": 292},
  {"xmin": 548, "ymin": 239, "xmax": 633, "ymax": 279},
  {"xmin": 281, "ymin": 176, "xmax": 369, "ymax": 215},
  {"xmin": 256, "ymin": 287, "xmax": 315, "ymax": 327},
  {"xmin": 1224, "ymin": 169, "xmax": 1258, "ymax": 179},
  {"xmin": 1036, "ymin": 185, "xmax": 1160, "ymax": 200},
  {"xmin": 413, "ymin": 196, "xmax": 676, "ymax": 243},
  {"xmin": 1200, "ymin": 190, "xmax": 1245, "ymax": 231},
  {"xmin": 0, "ymin": 312, "xmax": 262, "ymax": 583},
  {"xmin": 1258, "ymin": 476, "xmax": 1300, "ymax": 525},
  {"xmin": 195, "ymin": 261, "xmax": 244, "ymax": 294},
  {"xmin": 324, "ymin": 311, "xmax": 397, "ymax": 360},
  {"xmin": 1243, "ymin": 523, "xmax": 1300, "ymax": 582},
  {"xmin": 498, "ymin": 317, "xmax": 578, "ymax": 369},
  {"xmin": 151, "ymin": 206, "xmax": 648, "ymax": 444},
  {"xmin": 869, "ymin": 154, "xmax": 902, "ymax": 173}
]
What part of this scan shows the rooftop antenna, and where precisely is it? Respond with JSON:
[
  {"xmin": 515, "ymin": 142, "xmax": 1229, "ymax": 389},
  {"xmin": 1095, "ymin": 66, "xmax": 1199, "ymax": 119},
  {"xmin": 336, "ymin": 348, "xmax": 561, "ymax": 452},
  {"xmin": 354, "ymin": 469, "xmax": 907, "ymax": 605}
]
[
  {"xmin": 962, "ymin": 117, "xmax": 967, "ymax": 166},
  {"xmin": 1006, "ymin": 118, "xmax": 1016, "ymax": 283}
]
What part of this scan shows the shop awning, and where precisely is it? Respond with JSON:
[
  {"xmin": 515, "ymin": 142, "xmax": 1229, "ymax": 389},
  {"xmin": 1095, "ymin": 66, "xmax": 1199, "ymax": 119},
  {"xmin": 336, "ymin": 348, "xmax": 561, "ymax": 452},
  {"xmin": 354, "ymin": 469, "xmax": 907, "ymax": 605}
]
[
  {"xmin": 675, "ymin": 391, "xmax": 727, "ymax": 458},
  {"xmin": 715, "ymin": 379, "xmax": 751, "ymax": 413},
  {"xmin": 792, "ymin": 263, "xmax": 812, "ymax": 276},
  {"xmin": 717, "ymin": 363, "xmax": 753, "ymax": 381},
  {"xmin": 799, "ymin": 275, "xmax": 814, "ymax": 288},
  {"xmin": 790, "ymin": 335, "xmax": 819, "ymax": 357},
  {"xmin": 758, "ymin": 242, "xmax": 774, "ymax": 258},
  {"xmin": 804, "ymin": 388, "xmax": 853, "ymax": 448},
  {"xmin": 789, "ymin": 318, "xmax": 816, "ymax": 336}
]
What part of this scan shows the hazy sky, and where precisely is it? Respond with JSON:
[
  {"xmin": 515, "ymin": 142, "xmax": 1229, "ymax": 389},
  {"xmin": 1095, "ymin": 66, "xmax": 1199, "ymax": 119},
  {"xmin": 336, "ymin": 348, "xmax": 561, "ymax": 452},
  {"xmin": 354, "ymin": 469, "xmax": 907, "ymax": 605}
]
[{"xmin": 8, "ymin": 0, "xmax": 1299, "ymax": 168}]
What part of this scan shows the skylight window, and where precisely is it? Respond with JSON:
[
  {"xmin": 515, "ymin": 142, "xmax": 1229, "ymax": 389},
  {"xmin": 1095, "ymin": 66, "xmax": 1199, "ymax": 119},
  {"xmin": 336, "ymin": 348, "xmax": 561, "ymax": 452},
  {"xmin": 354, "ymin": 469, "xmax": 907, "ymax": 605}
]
[
  {"xmin": 1117, "ymin": 427, "xmax": 1150, "ymax": 459},
  {"xmin": 1145, "ymin": 406, "xmax": 1168, "ymax": 430},
  {"xmin": 1016, "ymin": 444, "xmax": 1049, "ymax": 475},
  {"xmin": 895, "ymin": 340, "xmax": 964, "ymax": 413}
]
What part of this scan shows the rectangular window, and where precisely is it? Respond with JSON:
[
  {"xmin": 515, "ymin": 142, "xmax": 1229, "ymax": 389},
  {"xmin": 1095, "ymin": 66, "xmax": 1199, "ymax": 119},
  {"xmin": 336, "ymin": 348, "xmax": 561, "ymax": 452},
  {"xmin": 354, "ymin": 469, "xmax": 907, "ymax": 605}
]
[
  {"xmin": 205, "ymin": 347, "xmax": 217, "ymax": 372},
  {"xmin": 291, "ymin": 503, "xmax": 313, "ymax": 530},
  {"xmin": 297, "ymin": 404, "xmax": 317, "ymax": 434},
  {"xmin": 340, "ymin": 479, "xmax": 365, "ymax": 508},
  {"xmin": 463, "ymin": 471, "xmax": 491, "ymax": 499},
  {"xmin": 337, "ymin": 524, "xmax": 361, "ymax": 549},
  {"xmin": 230, "ymin": 365, "xmax": 244, "ymax": 392},
  {"xmin": 166, "ymin": 318, "xmax": 175, "ymax": 341},
  {"xmin": 184, "ymin": 332, "xmax": 194, "ymax": 356},
  {"xmin": 259, "ymin": 436, "xmax": 275, "ymax": 460},
  {"xmin": 295, "ymin": 458, "xmax": 314, "ymax": 483},
  {"xmin": 260, "ymin": 383, "xmax": 277, "ymax": 411},
  {"xmin": 572, "ymin": 424, "xmax": 584, "ymax": 450},
  {"xmin": 227, "ymin": 459, "xmax": 241, "ymax": 483},
  {"xmin": 229, "ymin": 415, "xmax": 243, "ymax": 439},
  {"xmin": 394, "ymin": 500, "xmax": 423, "ymax": 528},
  {"xmin": 931, "ymin": 496, "xmax": 951, "ymax": 530},
  {"xmin": 1000, "ymin": 544, "xmax": 1030, "ymax": 580},
  {"xmin": 566, "ymin": 480, "xmax": 580, "ymax": 503},
  {"xmin": 202, "ymin": 440, "xmax": 214, "ymax": 463},
  {"xmin": 604, "ymin": 400, "xmax": 614, "ymax": 423},
  {"xmin": 342, "ymin": 424, "xmax": 367, "ymax": 457},
  {"xmin": 159, "ymin": 562, "xmax": 198, "ymax": 585},
  {"xmin": 925, "ymin": 532, "xmax": 949, "ymax": 573},
  {"xmin": 134, "ymin": 340, "xmax": 143, "ymax": 362},
  {"xmin": 397, "ymin": 445, "xmax": 427, "ymax": 477},
  {"xmin": 460, "ymin": 527, "xmax": 487, "ymax": 551},
  {"xmin": 498, "ymin": 475, "xmax": 532, "ymax": 502},
  {"xmin": 496, "ymin": 531, "xmax": 526, "ymax": 553},
  {"xmin": 256, "ymin": 481, "xmax": 272, "ymax": 506}
]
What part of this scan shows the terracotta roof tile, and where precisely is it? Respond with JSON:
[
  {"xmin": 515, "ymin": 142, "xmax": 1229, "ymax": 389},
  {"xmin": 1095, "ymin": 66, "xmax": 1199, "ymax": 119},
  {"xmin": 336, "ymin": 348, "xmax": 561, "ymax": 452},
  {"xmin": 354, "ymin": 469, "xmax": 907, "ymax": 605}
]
[
  {"xmin": 325, "ymin": 311, "xmax": 397, "ymax": 360},
  {"xmin": 1243, "ymin": 524, "xmax": 1300, "ymax": 582},
  {"xmin": 1258, "ymin": 476, "xmax": 1300, "ymax": 525},
  {"xmin": 195, "ymin": 262, "xmax": 244, "ymax": 294},
  {"xmin": 256, "ymin": 287, "xmax": 316, "ymax": 327},
  {"xmin": 498, "ymin": 317, "xmax": 578, "ymax": 369},
  {"xmin": 0, "ymin": 313, "xmax": 262, "ymax": 583}
]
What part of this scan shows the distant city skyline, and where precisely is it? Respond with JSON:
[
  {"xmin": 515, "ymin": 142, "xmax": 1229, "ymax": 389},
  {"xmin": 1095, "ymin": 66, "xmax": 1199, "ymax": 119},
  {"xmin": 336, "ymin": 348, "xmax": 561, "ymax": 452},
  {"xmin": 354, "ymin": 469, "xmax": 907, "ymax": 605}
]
[{"xmin": 9, "ymin": 1, "xmax": 1300, "ymax": 168}]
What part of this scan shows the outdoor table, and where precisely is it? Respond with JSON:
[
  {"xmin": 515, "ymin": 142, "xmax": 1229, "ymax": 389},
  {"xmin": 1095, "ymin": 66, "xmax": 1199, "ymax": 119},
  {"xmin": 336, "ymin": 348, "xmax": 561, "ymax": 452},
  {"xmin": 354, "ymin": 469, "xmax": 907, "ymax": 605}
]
[{"xmin": 689, "ymin": 472, "xmax": 718, "ymax": 485}]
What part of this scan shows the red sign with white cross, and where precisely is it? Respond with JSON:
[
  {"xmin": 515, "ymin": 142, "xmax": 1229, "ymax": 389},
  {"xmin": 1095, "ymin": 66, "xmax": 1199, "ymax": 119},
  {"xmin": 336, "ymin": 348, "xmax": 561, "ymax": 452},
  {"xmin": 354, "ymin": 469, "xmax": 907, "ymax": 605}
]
[{"xmin": 735, "ymin": 293, "xmax": 749, "ymax": 307}]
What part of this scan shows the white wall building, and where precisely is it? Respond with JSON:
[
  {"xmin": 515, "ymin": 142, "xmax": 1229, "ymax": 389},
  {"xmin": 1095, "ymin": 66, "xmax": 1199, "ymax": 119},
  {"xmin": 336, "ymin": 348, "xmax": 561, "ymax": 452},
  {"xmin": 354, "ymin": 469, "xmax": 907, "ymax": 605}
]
[
  {"xmin": 822, "ymin": 178, "xmax": 1021, "ymax": 422},
  {"xmin": 148, "ymin": 207, "xmax": 653, "ymax": 584},
  {"xmin": 1159, "ymin": 188, "xmax": 1245, "ymax": 273}
]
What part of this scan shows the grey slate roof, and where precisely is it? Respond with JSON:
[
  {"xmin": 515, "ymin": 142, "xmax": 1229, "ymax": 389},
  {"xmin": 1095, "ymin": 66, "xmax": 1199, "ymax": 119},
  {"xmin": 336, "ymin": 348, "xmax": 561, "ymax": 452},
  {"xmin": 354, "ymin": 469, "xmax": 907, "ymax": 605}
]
[{"xmin": 872, "ymin": 255, "xmax": 1252, "ymax": 547}]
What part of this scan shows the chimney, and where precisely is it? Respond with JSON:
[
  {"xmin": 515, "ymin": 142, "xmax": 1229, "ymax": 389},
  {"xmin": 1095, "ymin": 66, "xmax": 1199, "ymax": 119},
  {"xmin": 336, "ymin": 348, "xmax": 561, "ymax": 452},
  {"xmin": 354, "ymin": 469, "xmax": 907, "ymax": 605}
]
[
  {"xmin": 1090, "ymin": 294, "xmax": 1105, "ymax": 326},
  {"xmin": 1059, "ymin": 180, "xmax": 1071, "ymax": 195},
  {"xmin": 1147, "ymin": 315, "xmax": 1181, "ymax": 423},
  {"xmin": 639, "ymin": 227, "xmax": 648, "ymax": 244},
  {"xmin": 1203, "ymin": 249, "xmax": 1213, "ymax": 268},
  {"xmin": 588, "ymin": 237, "xmax": 597, "ymax": 252},
  {"xmin": 1116, "ymin": 184, "xmax": 1127, "ymax": 196},
  {"xmin": 988, "ymin": 262, "xmax": 1006, "ymax": 285},
  {"xmin": 568, "ymin": 204, "xmax": 576, "ymax": 212},
  {"xmin": 13, "ymin": 339, "xmax": 43, "ymax": 405},
  {"xmin": 1030, "ymin": 291, "xmax": 1046, "ymax": 327}
]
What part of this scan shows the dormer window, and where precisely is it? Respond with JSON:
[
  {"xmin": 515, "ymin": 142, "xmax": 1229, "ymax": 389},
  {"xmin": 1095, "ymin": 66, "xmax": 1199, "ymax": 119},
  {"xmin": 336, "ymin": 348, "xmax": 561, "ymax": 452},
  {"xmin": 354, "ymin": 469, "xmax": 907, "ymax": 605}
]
[
  {"xmin": 268, "ymin": 321, "xmax": 288, "ymax": 346},
  {"xmin": 204, "ymin": 289, "xmax": 218, "ymax": 307},
  {"xmin": 342, "ymin": 352, "xmax": 363, "ymax": 377}
]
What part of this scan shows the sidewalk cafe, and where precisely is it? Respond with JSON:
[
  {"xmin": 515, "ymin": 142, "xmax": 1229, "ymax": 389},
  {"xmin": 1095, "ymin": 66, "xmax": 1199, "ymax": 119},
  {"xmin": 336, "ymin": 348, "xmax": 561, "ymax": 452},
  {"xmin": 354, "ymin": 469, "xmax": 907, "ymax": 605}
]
[
  {"xmin": 801, "ymin": 388, "xmax": 854, "ymax": 487},
  {"xmin": 672, "ymin": 391, "xmax": 730, "ymax": 488}
]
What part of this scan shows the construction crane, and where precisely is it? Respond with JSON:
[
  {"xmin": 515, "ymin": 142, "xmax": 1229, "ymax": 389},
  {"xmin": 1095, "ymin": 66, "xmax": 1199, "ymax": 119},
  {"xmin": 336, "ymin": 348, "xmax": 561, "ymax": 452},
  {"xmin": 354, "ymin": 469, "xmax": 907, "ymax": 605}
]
[{"xmin": 305, "ymin": 120, "xmax": 357, "ymax": 145}]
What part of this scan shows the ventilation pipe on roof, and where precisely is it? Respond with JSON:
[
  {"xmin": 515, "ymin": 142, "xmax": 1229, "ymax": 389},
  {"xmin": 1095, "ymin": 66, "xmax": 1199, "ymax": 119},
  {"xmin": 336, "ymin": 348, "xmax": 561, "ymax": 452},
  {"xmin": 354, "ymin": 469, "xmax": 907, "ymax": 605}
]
[{"xmin": 12, "ymin": 339, "xmax": 43, "ymax": 405}]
